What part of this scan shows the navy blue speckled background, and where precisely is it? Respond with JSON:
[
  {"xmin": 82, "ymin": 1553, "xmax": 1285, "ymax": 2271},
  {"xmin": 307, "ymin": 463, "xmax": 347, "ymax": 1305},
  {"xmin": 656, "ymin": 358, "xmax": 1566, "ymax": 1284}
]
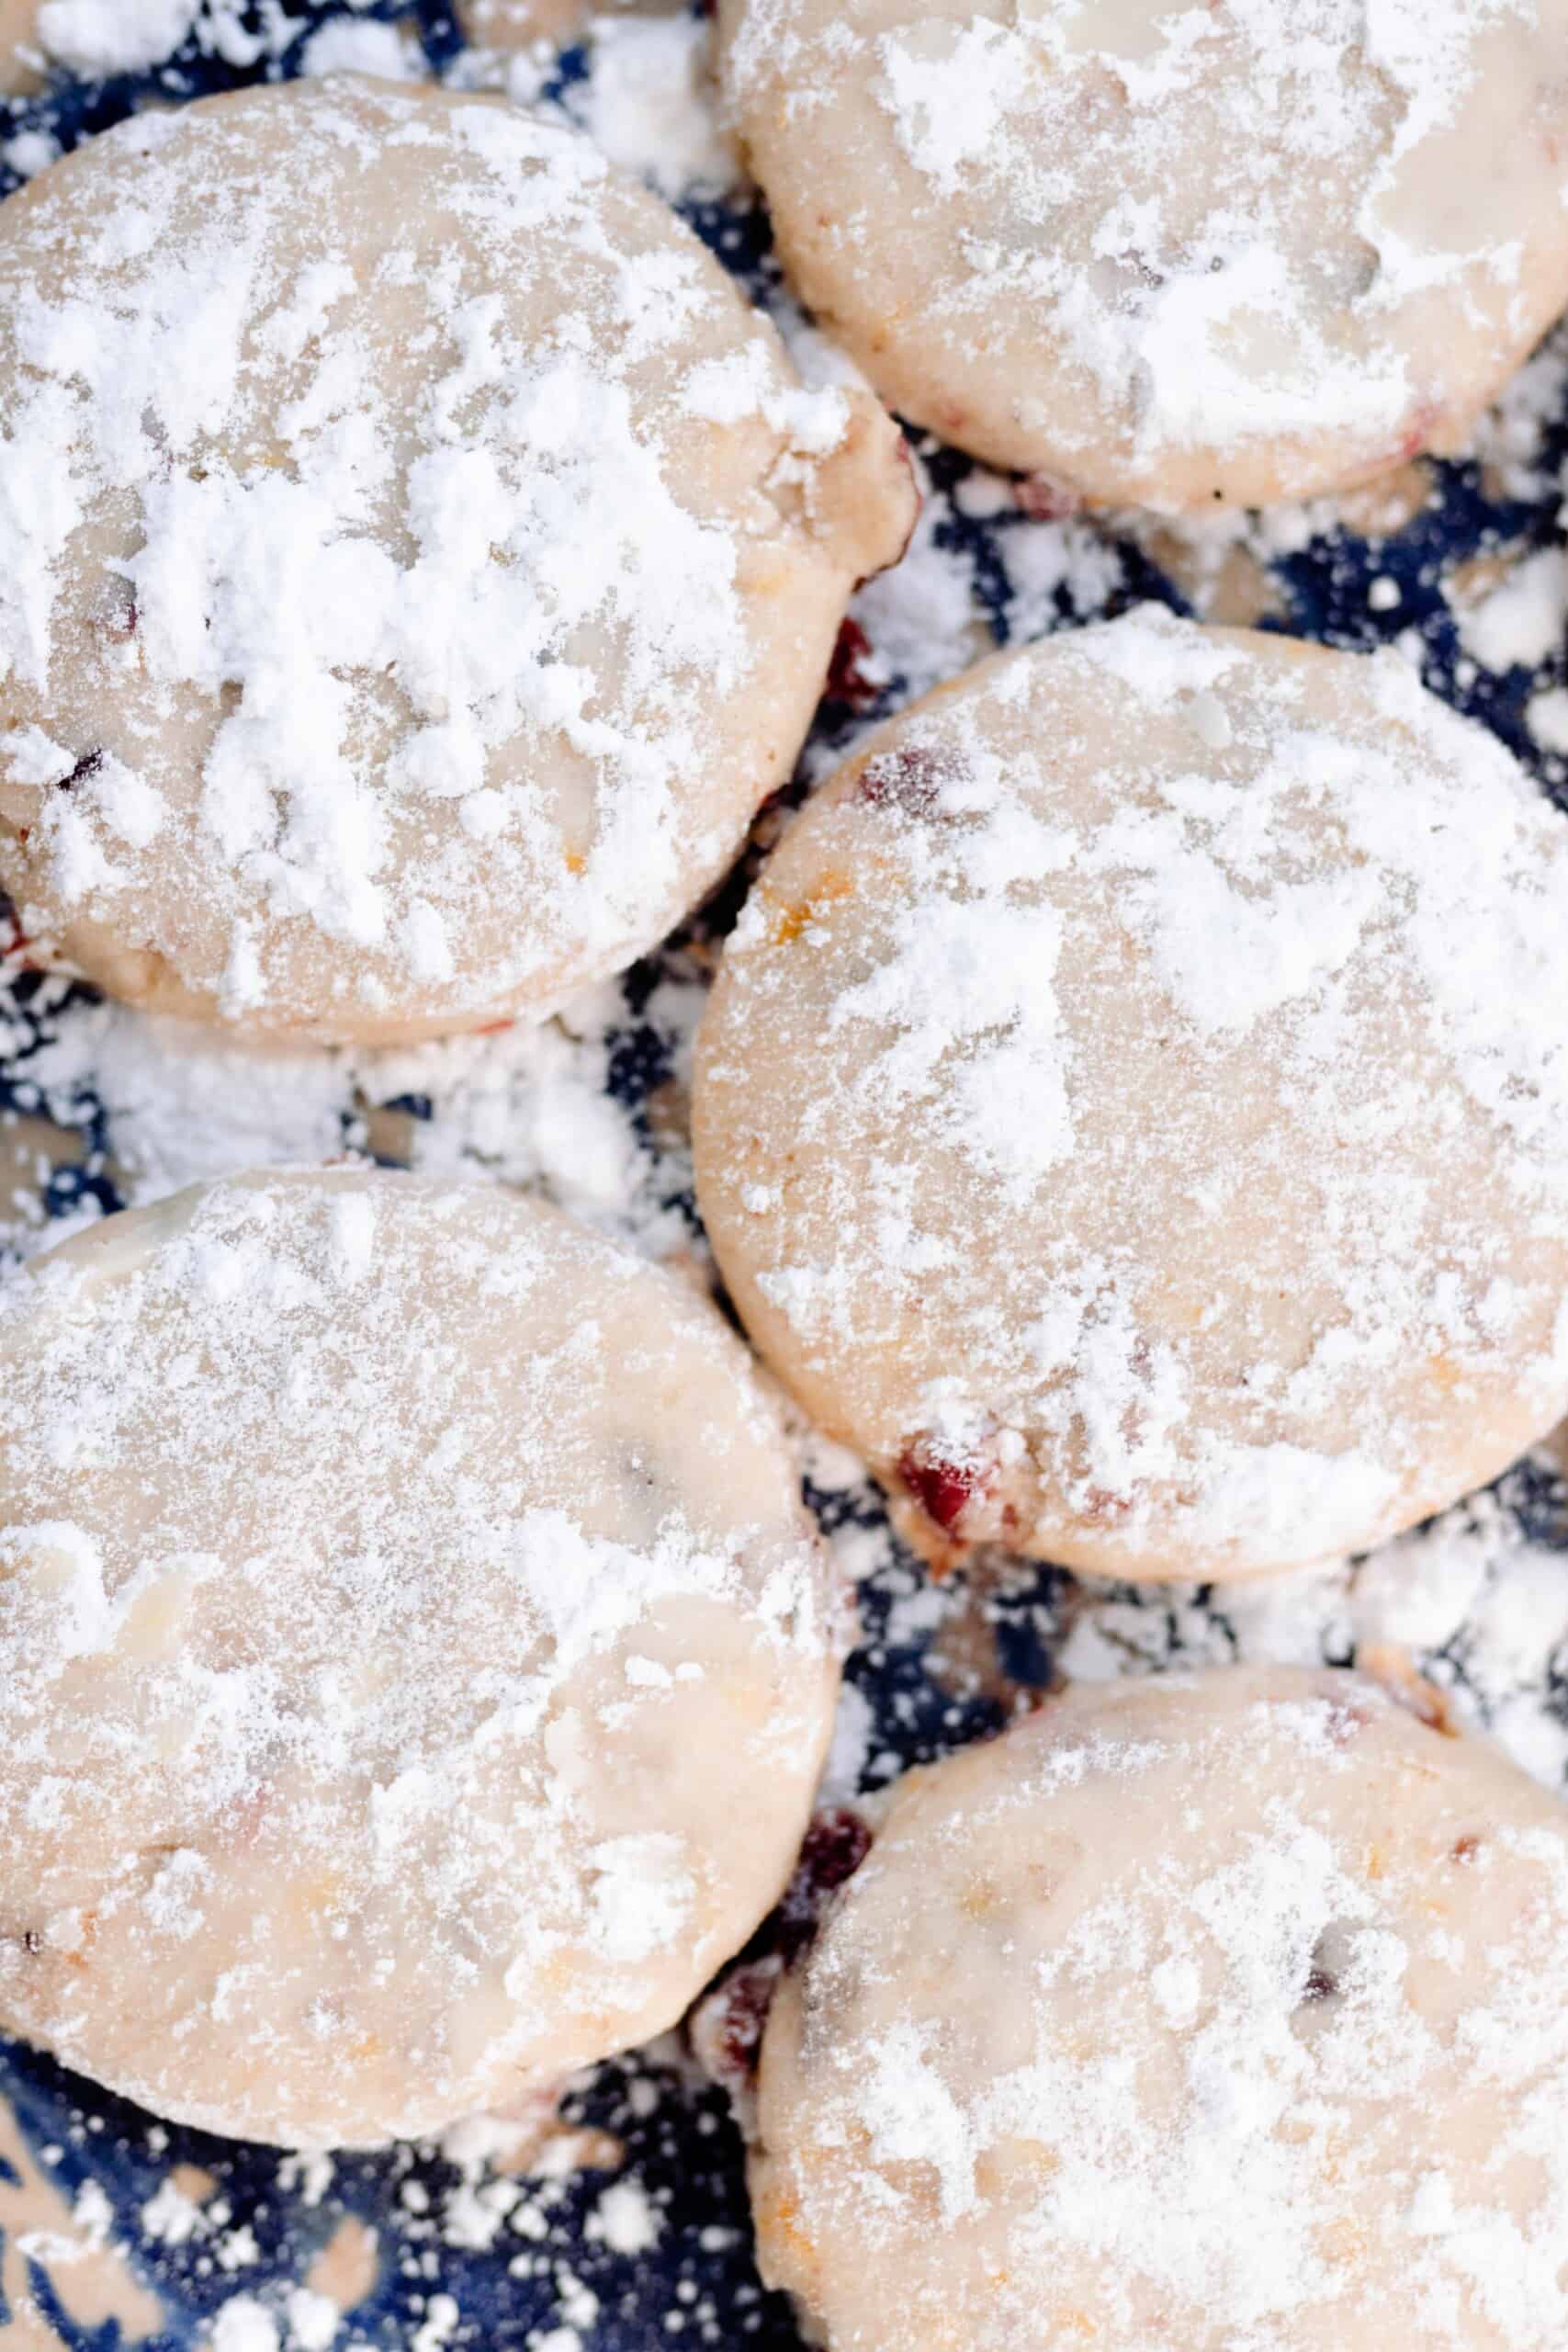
[{"xmin": 2, "ymin": 5, "xmax": 1566, "ymax": 2344}]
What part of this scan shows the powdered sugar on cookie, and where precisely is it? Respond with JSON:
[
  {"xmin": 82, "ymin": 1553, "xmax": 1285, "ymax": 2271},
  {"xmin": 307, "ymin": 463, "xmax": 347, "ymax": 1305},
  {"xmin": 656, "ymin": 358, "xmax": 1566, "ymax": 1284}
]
[
  {"xmin": 0, "ymin": 1167, "xmax": 840, "ymax": 2146},
  {"xmin": 750, "ymin": 1668, "xmax": 1568, "ymax": 2350},
  {"xmin": 694, "ymin": 608, "xmax": 1568, "ymax": 1580},
  {"xmin": 0, "ymin": 77, "xmax": 913, "ymax": 1041},
  {"xmin": 720, "ymin": 0, "xmax": 1568, "ymax": 506}
]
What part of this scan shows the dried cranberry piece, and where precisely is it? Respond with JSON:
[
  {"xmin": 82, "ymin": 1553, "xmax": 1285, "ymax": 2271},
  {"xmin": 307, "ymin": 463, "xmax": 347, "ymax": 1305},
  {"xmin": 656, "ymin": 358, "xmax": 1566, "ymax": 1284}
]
[
  {"xmin": 826, "ymin": 617, "xmax": 880, "ymax": 710},
  {"xmin": 859, "ymin": 744, "xmax": 945, "ymax": 818},
  {"xmin": 898, "ymin": 1442, "xmax": 979, "ymax": 1532},
  {"xmin": 692, "ymin": 1810, "xmax": 873, "ymax": 2094},
  {"xmin": 714, "ymin": 1963, "xmax": 776, "ymax": 2080},
  {"xmin": 777, "ymin": 1807, "xmax": 873, "ymax": 1962}
]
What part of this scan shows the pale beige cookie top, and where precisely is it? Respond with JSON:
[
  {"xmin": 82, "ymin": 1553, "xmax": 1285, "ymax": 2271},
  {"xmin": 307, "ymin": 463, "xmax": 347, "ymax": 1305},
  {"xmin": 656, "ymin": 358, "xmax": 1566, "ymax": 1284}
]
[
  {"xmin": 694, "ymin": 609, "xmax": 1568, "ymax": 1583},
  {"xmin": 752, "ymin": 1664, "xmax": 1568, "ymax": 2352},
  {"xmin": 0, "ymin": 0, "xmax": 41, "ymax": 92},
  {"xmin": 0, "ymin": 1168, "xmax": 841, "ymax": 2148},
  {"xmin": 718, "ymin": 0, "xmax": 1568, "ymax": 510},
  {"xmin": 0, "ymin": 76, "xmax": 915, "ymax": 1043}
]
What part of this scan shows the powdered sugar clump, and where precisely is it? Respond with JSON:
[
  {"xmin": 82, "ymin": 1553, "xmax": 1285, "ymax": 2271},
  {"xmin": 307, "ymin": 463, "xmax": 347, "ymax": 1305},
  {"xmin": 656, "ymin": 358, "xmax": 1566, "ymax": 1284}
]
[
  {"xmin": 0, "ymin": 951, "xmax": 706, "ymax": 1265},
  {"xmin": 299, "ymin": 17, "xmax": 421, "ymax": 81},
  {"xmin": 31, "ymin": 0, "xmax": 198, "ymax": 75},
  {"xmin": 563, "ymin": 16, "xmax": 735, "ymax": 199}
]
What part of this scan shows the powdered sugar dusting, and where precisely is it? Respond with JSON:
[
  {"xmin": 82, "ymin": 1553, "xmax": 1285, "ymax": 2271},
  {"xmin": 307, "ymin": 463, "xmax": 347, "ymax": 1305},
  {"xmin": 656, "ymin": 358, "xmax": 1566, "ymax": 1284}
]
[
  {"xmin": 697, "ymin": 608, "xmax": 1568, "ymax": 1578},
  {"xmin": 0, "ymin": 1167, "xmax": 836, "ymax": 2146},
  {"xmin": 29, "ymin": 0, "xmax": 200, "ymax": 76},
  {"xmin": 0, "ymin": 75, "xmax": 901, "ymax": 1039},
  {"xmin": 562, "ymin": 15, "xmax": 735, "ymax": 200},
  {"xmin": 752, "ymin": 1668, "xmax": 1568, "ymax": 2348},
  {"xmin": 1, "ymin": 957, "xmax": 706, "ymax": 1262},
  {"xmin": 722, "ymin": 0, "xmax": 1568, "ymax": 504}
]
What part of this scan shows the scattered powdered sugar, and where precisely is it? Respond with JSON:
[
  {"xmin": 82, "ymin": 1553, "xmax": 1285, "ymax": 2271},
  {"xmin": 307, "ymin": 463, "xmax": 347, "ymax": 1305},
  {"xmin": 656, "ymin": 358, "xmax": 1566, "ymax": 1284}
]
[
  {"xmin": 22, "ymin": 998, "xmax": 353, "ymax": 1205},
  {"xmin": 0, "ymin": 956, "xmax": 706, "ymax": 1263},
  {"xmin": 562, "ymin": 15, "xmax": 736, "ymax": 200},
  {"xmin": 29, "ymin": 0, "xmax": 199, "ymax": 75},
  {"xmin": 836, "ymin": 452, "xmax": 988, "ymax": 719},
  {"xmin": 1471, "ymin": 314, "xmax": 1568, "ymax": 499},
  {"xmin": 1039, "ymin": 1436, "xmax": 1568, "ymax": 1787},
  {"xmin": 299, "ymin": 16, "xmax": 422, "ymax": 82},
  {"xmin": 586, "ymin": 2176, "xmax": 660, "ymax": 2256},
  {"xmin": 1455, "ymin": 545, "xmax": 1568, "ymax": 672},
  {"xmin": 209, "ymin": 2296, "xmax": 281, "ymax": 2352}
]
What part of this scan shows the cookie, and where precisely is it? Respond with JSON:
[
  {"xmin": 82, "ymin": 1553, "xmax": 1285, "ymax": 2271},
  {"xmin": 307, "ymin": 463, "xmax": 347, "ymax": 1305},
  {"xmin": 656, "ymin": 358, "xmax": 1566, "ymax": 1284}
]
[
  {"xmin": 751, "ymin": 1665, "xmax": 1568, "ymax": 2351},
  {"xmin": 694, "ymin": 610, "xmax": 1568, "ymax": 1582},
  {"xmin": 718, "ymin": 0, "xmax": 1568, "ymax": 509},
  {"xmin": 0, "ymin": 1168, "xmax": 840, "ymax": 2146},
  {"xmin": 0, "ymin": 77, "xmax": 915, "ymax": 1041}
]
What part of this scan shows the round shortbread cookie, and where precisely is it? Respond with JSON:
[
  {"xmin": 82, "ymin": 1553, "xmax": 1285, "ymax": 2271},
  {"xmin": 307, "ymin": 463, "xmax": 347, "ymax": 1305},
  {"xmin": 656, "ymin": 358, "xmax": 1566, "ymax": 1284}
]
[
  {"xmin": 718, "ymin": 0, "xmax": 1568, "ymax": 510},
  {"xmin": 693, "ymin": 609, "xmax": 1568, "ymax": 1583},
  {"xmin": 0, "ymin": 1168, "xmax": 841, "ymax": 2147},
  {"xmin": 0, "ymin": 76, "xmax": 915, "ymax": 1042},
  {"xmin": 751, "ymin": 1665, "xmax": 1568, "ymax": 2352}
]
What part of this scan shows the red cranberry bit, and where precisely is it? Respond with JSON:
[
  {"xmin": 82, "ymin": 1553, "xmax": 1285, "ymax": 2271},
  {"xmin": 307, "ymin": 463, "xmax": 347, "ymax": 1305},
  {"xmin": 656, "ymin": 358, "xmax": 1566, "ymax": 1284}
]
[
  {"xmin": 0, "ymin": 902, "xmax": 38, "ymax": 962},
  {"xmin": 899, "ymin": 1440, "xmax": 980, "ymax": 1533},
  {"xmin": 1015, "ymin": 474, "xmax": 1083, "ymax": 523},
  {"xmin": 693, "ymin": 1810, "xmax": 873, "ymax": 2095},
  {"xmin": 713, "ymin": 1962, "xmax": 778, "ymax": 2083},
  {"xmin": 1390, "ymin": 401, "xmax": 1439, "ymax": 467},
  {"xmin": 826, "ymin": 617, "xmax": 881, "ymax": 710},
  {"xmin": 858, "ymin": 743, "xmax": 946, "ymax": 818},
  {"xmin": 777, "ymin": 1807, "xmax": 873, "ymax": 1962}
]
